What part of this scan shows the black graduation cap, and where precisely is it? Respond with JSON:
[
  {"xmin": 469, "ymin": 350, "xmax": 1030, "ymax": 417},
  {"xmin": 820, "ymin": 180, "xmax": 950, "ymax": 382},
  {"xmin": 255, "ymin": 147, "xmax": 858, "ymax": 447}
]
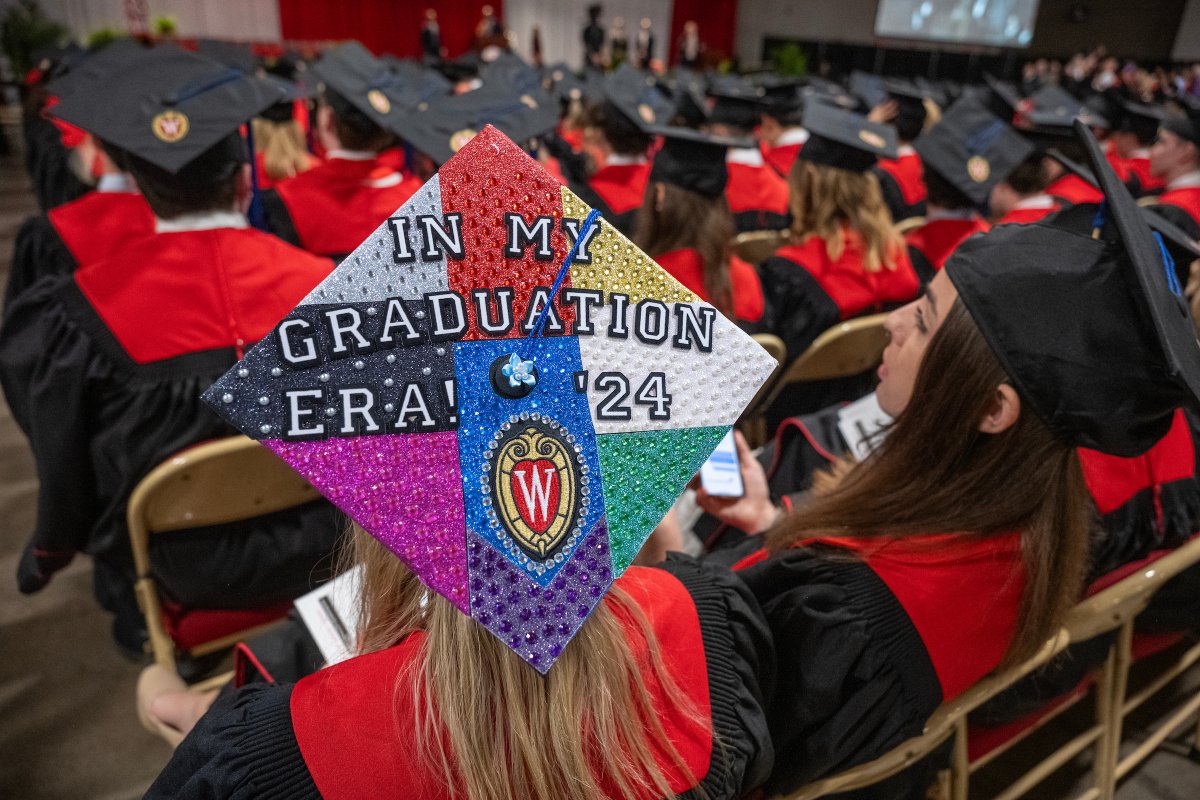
[
  {"xmin": 380, "ymin": 57, "xmax": 454, "ymax": 111},
  {"xmin": 668, "ymin": 68, "xmax": 710, "ymax": 127},
  {"xmin": 914, "ymin": 97, "xmax": 1034, "ymax": 208},
  {"xmin": 395, "ymin": 82, "xmax": 558, "ymax": 165},
  {"xmin": 707, "ymin": 89, "xmax": 766, "ymax": 131},
  {"xmin": 603, "ymin": 63, "xmax": 674, "ymax": 131},
  {"xmin": 799, "ymin": 102, "xmax": 897, "ymax": 173},
  {"xmin": 480, "ymin": 51, "xmax": 544, "ymax": 97},
  {"xmin": 849, "ymin": 71, "xmax": 887, "ymax": 110},
  {"xmin": 45, "ymin": 38, "xmax": 148, "ymax": 98},
  {"xmin": 1043, "ymin": 147, "xmax": 1200, "ymax": 267},
  {"xmin": 1162, "ymin": 97, "xmax": 1200, "ymax": 148},
  {"xmin": 945, "ymin": 120, "xmax": 1200, "ymax": 457},
  {"xmin": 756, "ymin": 73, "xmax": 804, "ymax": 104},
  {"xmin": 47, "ymin": 44, "xmax": 285, "ymax": 175},
  {"xmin": 195, "ymin": 39, "xmax": 259, "ymax": 75},
  {"xmin": 914, "ymin": 76, "xmax": 947, "ymax": 108},
  {"xmin": 544, "ymin": 63, "xmax": 586, "ymax": 103},
  {"xmin": 1024, "ymin": 85, "xmax": 1108, "ymax": 132},
  {"xmin": 647, "ymin": 125, "xmax": 753, "ymax": 198},
  {"xmin": 1115, "ymin": 97, "xmax": 1166, "ymax": 141},
  {"xmin": 311, "ymin": 42, "xmax": 405, "ymax": 130},
  {"xmin": 981, "ymin": 73, "xmax": 1022, "ymax": 121},
  {"xmin": 884, "ymin": 77, "xmax": 929, "ymax": 139},
  {"xmin": 803, "ymin": 77, "xmax": 858, "ymax": 111}
]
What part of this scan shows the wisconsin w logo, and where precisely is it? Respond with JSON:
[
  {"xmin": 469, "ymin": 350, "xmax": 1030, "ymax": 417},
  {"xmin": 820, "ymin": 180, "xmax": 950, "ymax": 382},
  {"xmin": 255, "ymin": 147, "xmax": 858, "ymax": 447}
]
[{"xmin": 490, "ymin": 419, "xmax": 579, "ymax": 559}]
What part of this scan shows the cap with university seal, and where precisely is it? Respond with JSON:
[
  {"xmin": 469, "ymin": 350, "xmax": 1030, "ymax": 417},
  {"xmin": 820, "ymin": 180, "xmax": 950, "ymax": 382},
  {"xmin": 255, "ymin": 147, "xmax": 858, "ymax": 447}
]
[
  {"xmin": 311, "ymin": 42, "xmax": 410, "ymax": 127},
  {"xmin": 394, "ymin": 82, "xmax": 558, "ymax": 165},
  {"xmin": 46, "ymin": 43, "xmax": 285, "ymax": 174},
  {"xmin": 914, "ymin": 96, "xmax": 1034, "ymax": 208},
  {"xmin": 202, "ymin": 125, "xmax": 778, "ymax": 672},
  {"xmin": 602, "ymin": 63, "xmax": 674, "ymax": 131},
  {"xmin": 945, "ymin": 120, "xmax": 1200, "ymax": 457},
  {"xmin": 799, "ymin": 101, "xmax": 897, "ymax": 172}
]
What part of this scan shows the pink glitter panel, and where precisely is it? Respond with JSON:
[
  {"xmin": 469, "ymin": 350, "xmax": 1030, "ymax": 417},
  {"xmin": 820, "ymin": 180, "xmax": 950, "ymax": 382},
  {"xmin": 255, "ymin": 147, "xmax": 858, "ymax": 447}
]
[
  {"xmin": 439, "ymin": 126, "xmax": 574, "ymax": 341},
  {"xmin": 265, "ymin": 433, "xmax": 469, "ymax": 613}
]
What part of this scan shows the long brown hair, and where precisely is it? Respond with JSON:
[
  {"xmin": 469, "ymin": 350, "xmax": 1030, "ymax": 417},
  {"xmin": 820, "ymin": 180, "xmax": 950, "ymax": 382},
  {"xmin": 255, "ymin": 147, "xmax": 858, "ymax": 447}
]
[
  {"xmin": 251, "ymin": 117, "xmax": 314, "ymax": 183},
  {"xmin": 347, "ymin": 526, "xmax": 704, "ymax": 800},
  {"xmin": 766, "ymin": 301, "xmax": 1091, "ymax": 667},
  {"xmin": 787, "ymin": 159, "xmax": 903, "ymax": 272},
  {"xmin": 634, "ymin": 182, "xmax": 737, "ymax": 318}
]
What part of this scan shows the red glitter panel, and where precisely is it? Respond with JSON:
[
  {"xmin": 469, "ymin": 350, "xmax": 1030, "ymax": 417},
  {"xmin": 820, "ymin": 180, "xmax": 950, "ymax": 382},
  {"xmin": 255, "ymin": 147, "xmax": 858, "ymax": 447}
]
[{"xmin": 439, "ymin": 127, "xmax": 574, "ymax": 341}]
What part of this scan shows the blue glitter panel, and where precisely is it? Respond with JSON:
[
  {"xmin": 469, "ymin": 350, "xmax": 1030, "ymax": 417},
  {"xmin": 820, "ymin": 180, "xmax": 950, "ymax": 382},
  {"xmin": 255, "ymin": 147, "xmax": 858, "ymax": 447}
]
[
  {"xmin": 454, "ymin": 335, "xmax": 604, "ymax": 587},
  {"xmin": 466, "ymin": 520, "xmax": 614, "ymax": 674}
]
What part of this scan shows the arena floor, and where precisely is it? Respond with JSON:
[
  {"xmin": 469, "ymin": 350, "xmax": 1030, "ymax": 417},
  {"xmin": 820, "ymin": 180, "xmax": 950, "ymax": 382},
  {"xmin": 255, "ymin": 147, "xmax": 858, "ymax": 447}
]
[{"xmin": 1, "ymin": 118, "xmax": 1198, "ymax": 800}]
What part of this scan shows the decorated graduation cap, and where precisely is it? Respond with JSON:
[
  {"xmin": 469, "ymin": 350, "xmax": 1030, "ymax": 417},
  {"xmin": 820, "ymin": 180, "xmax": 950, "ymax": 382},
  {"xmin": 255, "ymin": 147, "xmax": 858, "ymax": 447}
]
[
  {"xmin": 945, "ymin": 120, "xmax": 1200, "ymax": 457},
  {"xmin": 800, "ymin": 101, "xmax": 897, "ymax": 173},
  {"xmin": 202, "ymin": 126, "xmax": 777, "ymax": 672},
  {"xmin": 914, "ymin": 97, "xmax": 1034, "ymax": 208},
  {"xmin": 47, "ymin": 43, "xmax": 285, "ymax": 176},
  {"xmin": 649, "ymin": 125, "xmax": 752, "ymax": 198}
]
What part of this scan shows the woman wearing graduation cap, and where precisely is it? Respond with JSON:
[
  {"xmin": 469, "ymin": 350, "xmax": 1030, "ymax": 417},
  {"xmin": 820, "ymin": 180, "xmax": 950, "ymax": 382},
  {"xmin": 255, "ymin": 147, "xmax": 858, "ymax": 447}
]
[
  {"xmin": 759, "ymin": 103, "xmax": 920, "ymax": 362},
  {"xmin": 144, "ymin": 126, "xmax": 778, "ymax": 800},
  {"xmin": 698, "ymin": 120, "xmax": 1200, "ymax": 796},
  {"xmin": 635, "ymin": 126, "xmax": 766, "ymax": 330}
]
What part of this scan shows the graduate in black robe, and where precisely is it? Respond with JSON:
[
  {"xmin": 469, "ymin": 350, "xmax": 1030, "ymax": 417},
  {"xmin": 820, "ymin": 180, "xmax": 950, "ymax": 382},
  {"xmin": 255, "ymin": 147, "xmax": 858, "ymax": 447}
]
[{"xmin": 0, "ymin": 46, "xmax": 340, "ymax": 653}]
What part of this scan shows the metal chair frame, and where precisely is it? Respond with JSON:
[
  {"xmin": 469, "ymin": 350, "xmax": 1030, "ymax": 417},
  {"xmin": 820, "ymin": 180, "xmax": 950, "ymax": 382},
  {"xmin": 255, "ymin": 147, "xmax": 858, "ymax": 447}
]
[{"xmin": 127, "ymin": 435, "xmax": 320, "ymax": 675}]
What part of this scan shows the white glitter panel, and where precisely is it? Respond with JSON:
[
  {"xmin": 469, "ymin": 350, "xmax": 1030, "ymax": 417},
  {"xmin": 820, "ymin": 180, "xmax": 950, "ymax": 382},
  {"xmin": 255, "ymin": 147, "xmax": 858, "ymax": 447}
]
[
  {"xmin": 298, "ymin": 174, "xmax": 451, "ymax": 306},
  {"xmin": 577, "ymin": 301, "xmax": 778, "ymax": 435}
]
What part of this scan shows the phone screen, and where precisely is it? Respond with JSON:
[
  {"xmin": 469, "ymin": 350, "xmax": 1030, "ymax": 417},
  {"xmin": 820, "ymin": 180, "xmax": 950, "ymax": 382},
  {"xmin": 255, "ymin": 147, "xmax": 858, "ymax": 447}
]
[{"xmin": 699, "ymin": 430, "xmax": 744, "ymax": 497}]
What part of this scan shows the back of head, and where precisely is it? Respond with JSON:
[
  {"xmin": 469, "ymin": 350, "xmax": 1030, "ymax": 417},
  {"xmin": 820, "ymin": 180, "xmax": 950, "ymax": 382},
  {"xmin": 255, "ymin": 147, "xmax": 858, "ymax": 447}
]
[
  {"xmin": 586, "ymin": 99, "xmax": 652, "ymax": 156},
  {"xmin": 787, "ymin": 159, "xmax": 901, "ymax": 272},
  {"xmin": 349, "ymin": 526, "xmax": 700, "ymax": 800},
  {"xmin": 126, "ymin": 131, "xmax": 244, "ymax": 219},
  {"xmin": 323, "ymin": 86, "xmax": 395, "ymax": 152},
  {"xmin": 1003, "ymin": 154, "xmax": 1049, "ymax": 196}
]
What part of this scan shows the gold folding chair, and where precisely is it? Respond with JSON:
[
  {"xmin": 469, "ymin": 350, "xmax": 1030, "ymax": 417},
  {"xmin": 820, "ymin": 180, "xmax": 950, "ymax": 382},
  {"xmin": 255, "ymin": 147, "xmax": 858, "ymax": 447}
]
[
  {"xmin": 732, "ymin": 230, "xmax": 789, "ymax": 265},
  {"xmin": 1136, "ymin": 195, "xmax": 1160, "ymax": 208},
  {"xmin": 895, "ymin": 216, "xmax": 927, "ymax": 235},
  {"xmin": 128, "ymin": 435, "xmax": 321, "ymax": 675}
]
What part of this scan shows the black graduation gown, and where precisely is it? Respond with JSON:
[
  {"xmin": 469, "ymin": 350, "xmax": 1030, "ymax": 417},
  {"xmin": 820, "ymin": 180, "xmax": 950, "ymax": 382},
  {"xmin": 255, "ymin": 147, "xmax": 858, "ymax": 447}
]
[
  {"xmin": 21, "ymin": 111, "xmax": 90, "ymax": 212},
  {"xmin": 146, "ymin": 557, "xmax": 776, "ymax": 800},
  {"xmin": 0, "ymin": 226, "xmax": 340, "ymax": 613}
]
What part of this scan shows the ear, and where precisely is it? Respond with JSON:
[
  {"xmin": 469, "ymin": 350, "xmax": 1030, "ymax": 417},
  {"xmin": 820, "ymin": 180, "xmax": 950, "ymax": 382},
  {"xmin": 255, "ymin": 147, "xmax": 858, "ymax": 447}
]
[
  {"xmin": 979, "ymin": 384, "xmax": 1021, "ymax": 435},
  {"xmin": 655, "ymin": 182, "xmax": 666, "ymax": 212},
  {"xmin": 234, "ymin": 164, "xmax": 253, "ymax": 212}
]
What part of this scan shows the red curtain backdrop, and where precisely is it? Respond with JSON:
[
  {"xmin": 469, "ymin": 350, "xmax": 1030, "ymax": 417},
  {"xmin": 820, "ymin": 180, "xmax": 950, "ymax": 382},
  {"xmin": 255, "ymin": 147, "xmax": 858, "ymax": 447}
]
[
  {"xmin": 279, "ymin": 0, "xmax": 504, "ymax": 59},
  {"xmin": 668, "ymin": 0, "xmax": 738, "ymax": 65}
]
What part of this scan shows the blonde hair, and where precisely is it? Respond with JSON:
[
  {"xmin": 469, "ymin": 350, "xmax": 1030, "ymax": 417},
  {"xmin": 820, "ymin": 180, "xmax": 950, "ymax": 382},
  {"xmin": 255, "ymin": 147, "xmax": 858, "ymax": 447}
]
[
  {"xmin": 787, "ymin": 159, "xmax": 904, "ymax": 272},
  {"xmin": 347, "ymin": 525, "xmax": 705, "ymax": 800},
  {"xmin": 251, "ymin": 117, "xmax": 313, "ymax": 183}
]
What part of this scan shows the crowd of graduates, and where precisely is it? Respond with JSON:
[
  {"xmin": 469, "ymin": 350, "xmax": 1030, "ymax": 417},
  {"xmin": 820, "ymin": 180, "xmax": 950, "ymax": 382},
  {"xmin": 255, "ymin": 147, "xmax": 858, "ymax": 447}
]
[{"xmin": 7, "ymin": 23, "xmax": 1200, "ymax": 800}]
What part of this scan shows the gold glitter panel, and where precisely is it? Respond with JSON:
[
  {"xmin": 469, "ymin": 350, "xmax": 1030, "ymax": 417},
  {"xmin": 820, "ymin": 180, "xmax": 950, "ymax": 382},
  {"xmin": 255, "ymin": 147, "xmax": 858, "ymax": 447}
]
[{"xmin": 560, "ymin": 186, "xmax": 699, "ymax": 305}]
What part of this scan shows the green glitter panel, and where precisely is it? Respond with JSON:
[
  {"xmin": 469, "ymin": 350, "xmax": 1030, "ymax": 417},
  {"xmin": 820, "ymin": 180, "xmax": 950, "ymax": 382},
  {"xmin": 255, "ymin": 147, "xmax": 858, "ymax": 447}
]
[{"xmin": 597, "ymin": 425, "xmax": 731, "ymax": 574}]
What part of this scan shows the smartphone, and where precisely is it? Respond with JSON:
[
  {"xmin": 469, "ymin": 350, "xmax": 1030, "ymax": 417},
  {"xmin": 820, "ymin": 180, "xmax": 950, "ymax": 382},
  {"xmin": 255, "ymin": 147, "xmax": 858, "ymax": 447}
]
[{"xmin": 699, "ymin": 430, "xmax": 744, "ymax": 497}]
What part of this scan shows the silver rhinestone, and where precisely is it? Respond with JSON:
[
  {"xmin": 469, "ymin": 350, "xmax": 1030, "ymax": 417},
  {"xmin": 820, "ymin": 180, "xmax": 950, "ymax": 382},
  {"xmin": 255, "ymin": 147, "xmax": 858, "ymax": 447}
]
[
  {"xmin": 509, "ymin": 414, "xmax": 519, "ymax": 424},
  {"xmin": 384, "ymin": 378, "xmax": 395, "ymax": 388},
  {"xmin": 325, "ymin": 407, "xmax": 336, "ymax": 417},
  {"xmin": 258, "ymin": 396, "xmax": 269, "ymax": 406},
  {"xmin": 384, "ymin": 403, "xmax": 395, "ymax": 412},
  {"xmin": 270, "ymin": 367, "xmax": 282, "ymax": 377},
  {"xmin": 501, "ymin": 422, "xmax": 510, "ymax": 431},
  {"xmin": 365, "ymin": 307, "xmax": 377, "ymax": 316},
  {"xmin": 415, "ymin": 310, "xmax": 426, "ymax": 320},
  {"xmin": 236, "ymin": 368, "xmax": 249, "ymax": 378},
  {"xmin": 319, "ymin": 373, "xmax": 331, "ymax": 383},
  {"xmin": 421, "ymin": 366, "xmax": 432, "ymax": 376},
  {"xmin": 519, "ymin": 412, "xmax": 529, "ymax": 420},
  {"xmin": 259, "ymin": 424, "xmax": 272, "ymax": 434},
  {"xmin": 554, "ymin": 553, "xmax": 564, "ymax": 563},
  {"xmin": 386, "ymin": 354, "xmax": 397, "ymax": 364},
  {"xmin": 353, "ymin": 360, "xmax": 365, "ymax": 371},
  {"xmin": 221, "ymin": 393, "xmax": 234, "ymax": 404},
  {"xmin": 436, "ymin": 347, "xmax": 446, "ymax": 357}
]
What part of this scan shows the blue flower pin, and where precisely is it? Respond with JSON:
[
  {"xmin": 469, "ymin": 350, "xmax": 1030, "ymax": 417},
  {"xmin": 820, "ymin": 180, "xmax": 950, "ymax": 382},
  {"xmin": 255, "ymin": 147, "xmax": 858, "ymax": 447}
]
[{"xmin": 502, "ymin": 353, "xmax": 537, "ymax": 387}]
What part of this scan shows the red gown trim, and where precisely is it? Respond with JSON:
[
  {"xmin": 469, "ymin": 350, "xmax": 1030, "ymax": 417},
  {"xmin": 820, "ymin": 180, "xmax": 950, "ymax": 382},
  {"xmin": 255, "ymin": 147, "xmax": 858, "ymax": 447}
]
[
  {"xmin": 46, "ymin": 191, "xmax": 155, "ymax": 266},
  {"xmin": 274, "ymin": 155, "xmax": 422, "ymax": 256},
  {"xmin": 654, "ymin": 247, "xmax": 765, "ymax": 323},
  {"xmin": 762, "ymin": 142, "xmax": 803, "ymax": 179},
  {"xmin": 290, "ymin": 566, "xmax": 714, "ymax": 800},
  {"xmin": 904, "ymin": 217, "xmax": 990, "ymax": 271},
  {"xmin": 1156, "ymin": 187, "xmax": 1200, "ymax": 228},
  {"xmin": 772, "ymin": 228, "xmax": 920, "ymax": 319},
  {"xmin": 1046, "ymin": 174, "xmax": 1104, "ymax": 205},
  {"xmin": 995, "ymin": 203, "xmax": 1060, "ymax": 226},
  {"xmin": 1079, "ymin": 408, "xmax": 1194, "ymax": 514},
  {"xmin": 589, "ymin": 162, "xmax": 651, "ymax": 214},
  {"xmin": 724, "ymin": 162, "xmax": 790, "ymax": 216},
  {"xmin": 75, "ymin": 228, "xmax": 333, "ymax": 364},
  {"xmin": 876, "ymin": 152, "xmax": 927, "ymax": 205}
]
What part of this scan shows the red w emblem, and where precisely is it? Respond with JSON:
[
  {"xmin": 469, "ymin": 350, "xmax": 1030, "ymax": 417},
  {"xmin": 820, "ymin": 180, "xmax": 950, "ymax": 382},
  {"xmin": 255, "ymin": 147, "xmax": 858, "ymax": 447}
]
[{"xmin": 510, "ymin": 459, "xmax": 560, "ymax": 533}]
